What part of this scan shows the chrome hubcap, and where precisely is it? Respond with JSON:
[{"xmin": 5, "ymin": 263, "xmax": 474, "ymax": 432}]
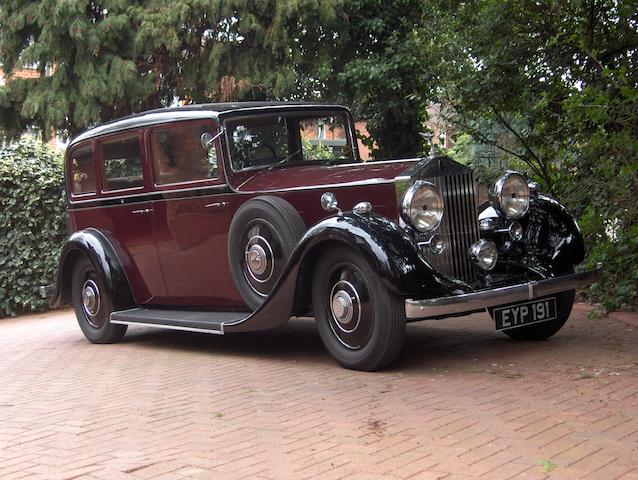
[
  {"xmin": 331, "ymin": 290, "xmax": 353, "ymax": 325},
  {"xmin": 329, "ymin": 280, "xmax": 361, "ymax": 335},
  {"xmin": 244, "ymin": 232, "xmax": 276, "ymax": 297},
  {"xmin": 81, "ymin": 279, "xmax": 101, "ymax": 325},
  {"xmin": 247, "ymin": 244, "xmax": 268, "ymax": 276}
]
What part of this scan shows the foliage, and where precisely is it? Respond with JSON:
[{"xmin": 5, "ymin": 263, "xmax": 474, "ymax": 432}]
[
  {"xmin": 330, "ymin": 0, "xmax": 432, "ymax": 160},
  {"xmin": 0, "ymin": 140, "xmax": 66, "ymax": 317},
  {"xmin": 430, "ymin": 0, "xmax": 638, "ymax": 310},
  {"xmin": 301, "ymin": 136, "xmax": 334, "ymax": 161},
  {"xmin": 0, "ymin": 0, "xmax": 431, "ymax": 160},
  {"xmin": 0, "ymin": 1, "xmax": 343, "ymax": 138}
]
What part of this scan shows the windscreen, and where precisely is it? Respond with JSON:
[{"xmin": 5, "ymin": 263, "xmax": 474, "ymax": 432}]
[{"xmin": 226, "ymin": 113, "xmax": 357, "ymax": 171}]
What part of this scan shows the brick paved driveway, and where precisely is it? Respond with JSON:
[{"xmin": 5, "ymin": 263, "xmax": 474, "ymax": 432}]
[{"xmin": 1, "ymin": 304, "xmax": 636, "ymax": 480}]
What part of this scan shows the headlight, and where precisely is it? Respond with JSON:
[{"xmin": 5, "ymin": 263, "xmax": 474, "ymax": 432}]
[
  {"xmin": 490, "ymin": 172, "xmax": 530, "ymax": 219},
  {"xmin": 401, "ymin": 181, "xmax": 444, "ymax": 232}
]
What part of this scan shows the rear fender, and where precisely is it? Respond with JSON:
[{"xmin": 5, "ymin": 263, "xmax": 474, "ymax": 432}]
[{"xmin": 50, "ymin": 228, "xmax": 135, "ymax": 310}]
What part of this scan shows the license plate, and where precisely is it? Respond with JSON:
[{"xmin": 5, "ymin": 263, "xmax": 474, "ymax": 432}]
[{"xmin": 493, "ymin": 297, "xmax": 557, "ymax": 330}]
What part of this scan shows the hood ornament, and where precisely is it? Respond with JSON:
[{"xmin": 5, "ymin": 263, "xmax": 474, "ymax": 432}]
[{"xmin": 419, "ymin": 131, "xmax": 438, "ymax": 158}]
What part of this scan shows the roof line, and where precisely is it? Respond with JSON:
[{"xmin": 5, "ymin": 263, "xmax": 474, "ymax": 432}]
[{"xmin": 68, "ymin": 103, "xmax": 351, "ymax": 149}]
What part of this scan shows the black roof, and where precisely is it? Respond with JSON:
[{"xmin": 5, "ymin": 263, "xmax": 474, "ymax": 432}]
[{"xmin": 68, "ymin": 102, "xmax": 350, "ymax": 148}]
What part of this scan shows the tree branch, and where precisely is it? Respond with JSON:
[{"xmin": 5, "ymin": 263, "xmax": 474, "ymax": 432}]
[{"xmin": 488, "ymin": 105, "xmax": 552, "ymax": 186}]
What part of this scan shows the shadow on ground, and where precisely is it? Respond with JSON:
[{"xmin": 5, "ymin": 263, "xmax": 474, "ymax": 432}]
[{"xmin": 110, "ymin": 311, "xmax": 623, "ymax": 375}]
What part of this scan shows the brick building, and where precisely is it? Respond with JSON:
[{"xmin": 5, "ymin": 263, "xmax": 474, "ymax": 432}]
[{"xmin": 0, "ymin": 66, "xmax": 64, "ymax": 150}]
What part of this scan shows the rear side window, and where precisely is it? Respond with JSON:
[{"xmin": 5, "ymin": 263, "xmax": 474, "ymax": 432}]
[
  {"xmin": 151, "ymin": 123, "xmax": 219, "ymax": 185},
  {"xmin": 70, "ymin": 146, "xmax": 97, "ymax": 195},
  {"xmin": 101, "ymin": 137, "xmax": 144, "ymax": 191}
]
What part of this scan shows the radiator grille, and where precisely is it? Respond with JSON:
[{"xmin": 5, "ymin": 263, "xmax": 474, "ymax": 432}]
[{"xmin": 425, "ymin": 173, "xmax": 480, "ymax": 283}]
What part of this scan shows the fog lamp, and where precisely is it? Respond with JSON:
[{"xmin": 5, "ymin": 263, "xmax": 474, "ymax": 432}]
[
  {"xmin": 429, "ymin": 235, "xmax": 445, "ymax": 255},
  {"xmin": 469, "ymin": 239, "xmax": 498, "ymax": 271},
  {"xmin": 509, "ymin": 222, "xmax": 524, "ymax": 242}
]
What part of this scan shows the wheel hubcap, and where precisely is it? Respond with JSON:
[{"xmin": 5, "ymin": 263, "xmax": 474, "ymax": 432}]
[
  {"xmin": 327, "ymin": 275, "xmax": 366, "ymax": 347},
  {"xmin": 331, "ymin": 289, "xmax": 354, "ymax": 325},
  {"xmin": 81, "ymin": 279, "xmax": 101, "ymax": 326},
  {"xmin": 247, "ymin": 244, "xmax": 268, "ymax": 276},
  {"xmin": 243, "ymin": 224, "xmax": 279, "ymax": 298}
]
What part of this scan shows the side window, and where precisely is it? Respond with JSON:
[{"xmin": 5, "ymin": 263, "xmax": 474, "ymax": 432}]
[
  {"xmin": 101, "ymin": 137, "xmax": 144, "ymax": 191},
  {"xmin": 151, "ymin": 123, "xmax": 219, "ymax": 185},
  {"xmin": 70, "ymin": 145, "xmax": 97, "ymax": 195}
]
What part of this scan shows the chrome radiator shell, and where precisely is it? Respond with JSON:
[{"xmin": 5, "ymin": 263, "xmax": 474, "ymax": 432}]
[{"xmin": 399, "ymin": 157, "xmax": 481, "ymax": 283}]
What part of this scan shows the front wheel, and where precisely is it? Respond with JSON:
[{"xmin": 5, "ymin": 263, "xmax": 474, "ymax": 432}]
[
  {"xmin": 71, "ymin": 256, "xmax": 127, "ymax": 344},
  {"xmin": 312, "ymin": 247, "xmax": 406, "ymax": 371}
]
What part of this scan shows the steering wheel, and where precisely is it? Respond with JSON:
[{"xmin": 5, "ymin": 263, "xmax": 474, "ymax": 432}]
[{"xmin": 251, "ymin": 143, "xmax": 278, "ymax": 162}]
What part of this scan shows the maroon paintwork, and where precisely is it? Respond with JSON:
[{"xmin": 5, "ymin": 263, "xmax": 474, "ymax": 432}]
[{"xmin": 66, "ymin": 115, "xmax": 416, "ymax": 310}]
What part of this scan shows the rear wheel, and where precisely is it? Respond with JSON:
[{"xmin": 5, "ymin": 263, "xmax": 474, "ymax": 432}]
[
  {"xmin": 71, "ymin": 257, "xmax": 127, "ymax": 344},
  {"xmin": 312, "ymin": 247, "xmax": 406, "ymax": 371}
]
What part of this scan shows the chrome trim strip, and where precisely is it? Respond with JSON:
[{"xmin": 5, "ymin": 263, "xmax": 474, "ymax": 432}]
[
  {"xmin": 405, "ymin": 263, "xmax": 603, "ymax": 319},
  {"xmin": 237, "ymin": 177, "xmax": 398, "ymax": 194},
  {"xmin": 110, "ymin": 319, "xmax": 225, "ymax": 335},
  {"xmin": 337, "ymin": 158, "xmax": 420, "ymax": 168}
]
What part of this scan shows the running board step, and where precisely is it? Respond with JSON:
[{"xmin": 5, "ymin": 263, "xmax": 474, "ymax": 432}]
[{"xmin": 110, "ymin": 308, "xmax": 250, "ymax": 335}]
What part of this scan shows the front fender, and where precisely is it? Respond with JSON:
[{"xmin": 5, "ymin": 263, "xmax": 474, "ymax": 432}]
[
  {"xmin": 50, "ymin": 228, "xmax": 135, "ymax": 310},
  {"xmin": 478, "ymin": 194, "xmax": 585, "ymax": 274},
  {"xmin": 527, "ymin": 194, "xmax": 585, "ymax": 271},
  {"xmin": 296, "ymin": 213, "xmax": 468, "ymax": 297}
]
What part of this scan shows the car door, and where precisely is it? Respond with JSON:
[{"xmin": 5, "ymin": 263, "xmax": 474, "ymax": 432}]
[
  {"xmin": 147, "ymin": 120, "xmax": 244, "ymax": 308},
  {"xmin": 94, "ymin": 132, "xmax": 167, "ymax": 303}
]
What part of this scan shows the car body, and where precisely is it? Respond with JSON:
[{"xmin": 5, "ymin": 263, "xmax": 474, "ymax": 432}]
[{"xmin": 50, "ymin": 101, "xmax": 602, "ymax": 370}]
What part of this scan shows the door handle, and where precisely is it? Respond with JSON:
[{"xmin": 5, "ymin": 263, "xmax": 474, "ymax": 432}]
[
  {"xmin": 131, "ymin": 208, "xmax": 153, "ymax": 214},
  {"xmin": 205, "ymin": 201, "xmax": 229, "ymax": 208}
]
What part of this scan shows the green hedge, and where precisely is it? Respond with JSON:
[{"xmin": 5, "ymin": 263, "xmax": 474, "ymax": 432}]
[{"xmin": 0, "ymin": 139, "xmax": 66, "ymax": 317}]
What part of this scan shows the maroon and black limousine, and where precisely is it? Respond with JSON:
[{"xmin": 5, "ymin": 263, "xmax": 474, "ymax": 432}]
[{"xmin": 49, "ymin": 102, "xmax": 602, "ymax": 370}]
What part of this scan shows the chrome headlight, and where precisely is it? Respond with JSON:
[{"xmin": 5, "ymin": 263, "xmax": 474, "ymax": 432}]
[
  {"xmin": 490, "ymin": 172, "xmax": 530, "ymax": 219},
  {"xmin": 401, "ymin": 181, "xmax": 444, "ymax": 232}
]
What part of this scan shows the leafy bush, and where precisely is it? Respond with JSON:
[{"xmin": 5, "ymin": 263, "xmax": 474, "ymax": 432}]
[{"xmin": 0, "ymin": 139, "xmax": 66, "ymax": 317}]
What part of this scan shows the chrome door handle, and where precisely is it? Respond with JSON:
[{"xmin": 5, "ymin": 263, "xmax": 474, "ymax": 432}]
[
  {"xmin": 205, "ymin": 201, "xmax": 229, "ymax": 208},
  {"xmin": 131, "ymin": 208, "xmax": 153, "ymax": 214}
]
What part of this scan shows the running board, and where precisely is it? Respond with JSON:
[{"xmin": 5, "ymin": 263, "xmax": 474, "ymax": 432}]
[{"xmin": 110, "ymin": 308, "xmax": 250, "ymax": 335}]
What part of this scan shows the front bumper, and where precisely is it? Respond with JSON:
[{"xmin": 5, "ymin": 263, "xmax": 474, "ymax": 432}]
[{"xmin": 406, "ymin": 263, "xmax": 603, "ymax": 319}]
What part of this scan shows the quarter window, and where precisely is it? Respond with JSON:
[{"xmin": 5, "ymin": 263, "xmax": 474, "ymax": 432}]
[
  {"xmin": 101, "ymin": 137, "xmax": 144, "ymax": 191},
  {"xmin": 151, "ymin": 123, "xmax": 219, "ymax": 185},
  {"xmin": 70, "ymin": 146, "xmax": 97, "ymax": 195}
]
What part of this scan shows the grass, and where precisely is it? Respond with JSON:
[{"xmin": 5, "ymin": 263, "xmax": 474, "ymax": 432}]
[
  {"xmin": 538, "ymin": 458, "xmax": 557, "ymax": 474},
  {"xmin": 469, "ymin": 366, "xmax": 524, "ymax": 379}
]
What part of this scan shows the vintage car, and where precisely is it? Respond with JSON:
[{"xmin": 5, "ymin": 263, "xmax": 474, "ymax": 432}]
[{"xmin": 50, "ymin": 101, "xmax": 602, "ymax": 371}]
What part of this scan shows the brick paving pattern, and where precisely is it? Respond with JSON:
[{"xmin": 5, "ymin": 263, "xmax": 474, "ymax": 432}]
[{"xmin": 0, "ymin": 304, "xmax": 636, "ymax": 479}]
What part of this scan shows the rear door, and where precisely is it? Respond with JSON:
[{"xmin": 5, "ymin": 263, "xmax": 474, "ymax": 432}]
[
  {"xmin": 96, "ymin": 133, "xmax": 166, "ymax": 303},
  {"xmin": 148, "ymin": 120, "xmax": 243, "ymax": 308}
]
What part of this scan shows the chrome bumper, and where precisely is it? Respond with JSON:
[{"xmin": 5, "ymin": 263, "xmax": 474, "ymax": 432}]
[{"xmin": 406, "ymin": 263, "xmax": 603, "ymax": 319}]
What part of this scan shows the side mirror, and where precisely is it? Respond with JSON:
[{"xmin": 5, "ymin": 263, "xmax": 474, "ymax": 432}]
[
  {"xmin": 201, "ymin": 133, "xmax": 215, "ymax": 150},
  {"xmin": 201, "ymin": 128, "xmax": 224, "ymax": 151},
  {"xmin": 320, "ymin": 192, "xmax": 342, "ymax": 215}
]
